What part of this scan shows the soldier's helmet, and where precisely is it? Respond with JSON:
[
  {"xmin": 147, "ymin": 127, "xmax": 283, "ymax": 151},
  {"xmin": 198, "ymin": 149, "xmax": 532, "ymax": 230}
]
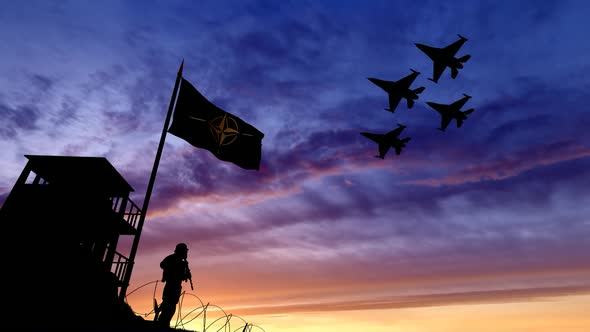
[{"xmin": 175, "ymin": 243, "xmax": 188, "ymax": 253}]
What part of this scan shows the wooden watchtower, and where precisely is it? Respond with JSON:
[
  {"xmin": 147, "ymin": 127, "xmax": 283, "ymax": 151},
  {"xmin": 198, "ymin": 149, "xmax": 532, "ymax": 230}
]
[{"xmin": 0, "ymin": 155, "xmax": 142, "ymax": 302}]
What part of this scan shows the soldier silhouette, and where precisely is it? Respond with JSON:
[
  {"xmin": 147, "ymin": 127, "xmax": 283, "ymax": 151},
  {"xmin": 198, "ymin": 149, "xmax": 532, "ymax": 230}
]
[{"xmin": 156, "ymin": 243, "xmax": 193, "ymax": 327}]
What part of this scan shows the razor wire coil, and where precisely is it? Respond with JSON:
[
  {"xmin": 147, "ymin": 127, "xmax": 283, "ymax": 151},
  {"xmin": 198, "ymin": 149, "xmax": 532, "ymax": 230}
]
[{"xmin": 125, "ymin": 280, "xmax": 266, "ymax": 332}]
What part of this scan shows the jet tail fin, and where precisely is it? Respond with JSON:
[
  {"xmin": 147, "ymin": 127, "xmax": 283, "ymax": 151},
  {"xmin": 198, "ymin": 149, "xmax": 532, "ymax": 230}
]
[
  {"xmin": 451, "ymin": 67, "xmax": 459, "ymax": 79},
  {"xmin": 412, "ymin": 86, "xmax": 425, "ymax": 94},
  {"xmin": 458, "ymin": 54, "xmax": 471, "ymax": 63},
  {"xmin": 463, "ymin": 108, "xmax": 474, "ymax": 115},
  {"xmin": 401, "ymin": 137, "xmax": 411, "ymax": 144},
  {"xmin": 407, "ymin": 99, "xmax": 414, "ymax": 109}
]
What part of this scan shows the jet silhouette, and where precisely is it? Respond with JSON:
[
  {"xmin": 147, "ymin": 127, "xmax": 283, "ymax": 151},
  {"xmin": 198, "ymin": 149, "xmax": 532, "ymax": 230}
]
[
  {"xmin": 360, "ymin": 124, "xmax": 411, "ymax": 159},
  {"xmin": 367, "ymin": 69, "xmax": 426, "ymax": 113},
  {"xmin": 415, "ymin": 34, "xmax": 471, "ymax": 83},
  {"xmin": 425, "ymin": 93, "xmax": 475, "ymax": 132}
]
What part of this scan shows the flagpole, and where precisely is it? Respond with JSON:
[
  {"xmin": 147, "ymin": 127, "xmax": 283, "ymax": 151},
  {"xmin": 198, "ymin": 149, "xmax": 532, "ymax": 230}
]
[{"xmin": 119, "ymin": 59, "xmax": 184, "ymax": 300}]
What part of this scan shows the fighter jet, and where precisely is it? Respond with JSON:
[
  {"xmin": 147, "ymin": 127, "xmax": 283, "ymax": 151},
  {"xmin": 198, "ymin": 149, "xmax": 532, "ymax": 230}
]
[
  {"xmin": 415, "ymin": 34, "xmax": 471, "ymax": 83},
  {"xmin": 360, "ymin": 123, "xmax": 411, "ymax": 159},
  {"xmin": 425, "ymin": 93, "xmax": 475, "ymax": 132},
  {"xmin": 367, "ymin": 69, "xmax": 426, "ymax": 113}
]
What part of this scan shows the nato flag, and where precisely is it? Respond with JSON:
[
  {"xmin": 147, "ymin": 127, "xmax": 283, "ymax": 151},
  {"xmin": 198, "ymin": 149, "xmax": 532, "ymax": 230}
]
[{"xmin": 168, "ymin": 78, "xmax": 264, "ymax": 170}]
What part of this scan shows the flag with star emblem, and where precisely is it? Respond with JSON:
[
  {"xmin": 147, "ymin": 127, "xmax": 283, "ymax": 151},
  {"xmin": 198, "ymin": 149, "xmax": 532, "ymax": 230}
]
[{"xmin": 168, "ymin": 78, "xmax": 264, "ymax": 170}]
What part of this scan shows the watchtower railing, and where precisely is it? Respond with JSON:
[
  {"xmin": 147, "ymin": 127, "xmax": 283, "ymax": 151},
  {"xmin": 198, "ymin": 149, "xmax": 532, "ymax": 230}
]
[
  {"xmin": 111, "ymin": 251, "xmax": 129, "ymax": 284},
  {"xmin": 110, "ymin": 196, "xmax": 142, "ymax": 231}
]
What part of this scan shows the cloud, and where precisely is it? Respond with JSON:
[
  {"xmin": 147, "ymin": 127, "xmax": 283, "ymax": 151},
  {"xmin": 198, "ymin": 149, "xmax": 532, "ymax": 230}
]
[
  {"xmin": 407, "ymin": 141, "xmax": 590, "ymax": 186},
  {"xmin": 0, "ymin": 74, "xmax": 55, "ymax": 139},
  {"xmin": 132, "ymin": 155, "xmax": 590, "ymax": 286},
  {"xmin": 2, "ymin": 2, "xmax": 590, "ymax": 322},
  {"xmin": 0, "ymin": 104, "xmax": 41, "ymax": 139},
  {"xmin": 230, "ymin": 284, "xmax": 590, "ymax": 315}
]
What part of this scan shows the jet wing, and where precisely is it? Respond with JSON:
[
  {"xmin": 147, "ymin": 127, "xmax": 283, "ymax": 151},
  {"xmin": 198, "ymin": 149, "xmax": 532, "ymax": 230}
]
[
  {"xmin": 431, "ymin": 61, "xmax": 447, "ymax": 83},
  {"xmin": 396, "ymin": 71, "xmax": 419, "ymax": 88},
  {"xmin": 387, "ymin": 125, "xmax": 405, "ymax": 138},
  {"xmin": 450, "ymin": 96, "xmax": 470, "ymax": 110},
  {"xmin": 360, "ymin": 132, "xmax": 383, "ymax": 144},
  {"xmin": 415, "ymin": 43, "xmax": 439, "ymax": 61},
  {"xmin": 443, "ymin": 38, "xmax": 467, "ymax": 57},
  {"xmin": 378, "ymin": 142, "xmax": 391, "ymax": 159},
  {"xmin": 361, "ymin": 132, "xmax": 391, "ymax": 158},
  {"xmin": 440, "ymin": 114, "xmax": 452, "ymax": 131},
  {"xmin": 387, "ymin": 94, "xmax": 402, "ymax": 113}
]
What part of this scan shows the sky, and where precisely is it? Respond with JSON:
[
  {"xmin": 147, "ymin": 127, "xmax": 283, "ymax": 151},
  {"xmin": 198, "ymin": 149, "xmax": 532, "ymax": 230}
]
[{"xmin": 1, "ymin": 0, "xmax": 590, "ymax": 331}]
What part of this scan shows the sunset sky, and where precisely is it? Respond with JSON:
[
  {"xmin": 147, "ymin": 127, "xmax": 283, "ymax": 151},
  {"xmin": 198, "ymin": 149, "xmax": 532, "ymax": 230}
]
[{"xmin": 1, "ymin": 1, "xmax": 589, "ymax": 331}]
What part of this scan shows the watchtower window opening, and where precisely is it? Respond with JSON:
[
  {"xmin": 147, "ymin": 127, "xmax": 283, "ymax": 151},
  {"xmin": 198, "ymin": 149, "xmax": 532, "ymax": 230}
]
[
  {"xmin": 110, "ymin": 196, "xmax": 123, "ymax": 212},
  {"xmin": 24, "ymin": 171, "xmax": 48, "ymax": 185}
]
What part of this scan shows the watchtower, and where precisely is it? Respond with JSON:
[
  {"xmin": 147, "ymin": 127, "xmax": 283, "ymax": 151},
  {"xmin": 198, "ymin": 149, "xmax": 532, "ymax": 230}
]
[{"xmin": 0, "ymin": 155, "xmax": 142, "ymax": 299}]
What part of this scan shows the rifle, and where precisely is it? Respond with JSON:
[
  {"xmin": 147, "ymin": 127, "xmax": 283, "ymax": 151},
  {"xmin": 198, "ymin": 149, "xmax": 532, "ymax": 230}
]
[{"xmin": 186, "ymin": 261, "xmax": 194, "ymax": 290}]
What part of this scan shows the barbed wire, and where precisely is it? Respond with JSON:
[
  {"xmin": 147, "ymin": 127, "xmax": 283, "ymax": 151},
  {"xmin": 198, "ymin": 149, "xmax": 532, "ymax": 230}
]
[{"xmin": 125, "ymin": 280, "xmax": 266, "ymax": 332}]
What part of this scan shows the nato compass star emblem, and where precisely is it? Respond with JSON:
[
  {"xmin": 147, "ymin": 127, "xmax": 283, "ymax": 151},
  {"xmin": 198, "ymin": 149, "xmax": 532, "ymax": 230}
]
[
  {"xmin": 189, "ymin": 113, "xmax": 253, "ymax": 153},
  {"xmin": 209, "ymin": 114, "xmax": 239, "ymax": 150}
]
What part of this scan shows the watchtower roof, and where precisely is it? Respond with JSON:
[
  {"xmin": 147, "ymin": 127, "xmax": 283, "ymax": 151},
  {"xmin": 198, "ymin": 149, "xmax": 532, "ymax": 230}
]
[{"xmin": 24, "ymin": 155, "xmax": 135, "ymax": 195}]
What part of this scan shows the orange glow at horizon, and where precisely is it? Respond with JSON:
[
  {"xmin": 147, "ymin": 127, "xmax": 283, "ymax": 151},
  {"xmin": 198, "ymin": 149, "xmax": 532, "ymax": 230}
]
[{"xmin": 124, "ymin": 293, "xmax": 590, "ymax": 332}]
